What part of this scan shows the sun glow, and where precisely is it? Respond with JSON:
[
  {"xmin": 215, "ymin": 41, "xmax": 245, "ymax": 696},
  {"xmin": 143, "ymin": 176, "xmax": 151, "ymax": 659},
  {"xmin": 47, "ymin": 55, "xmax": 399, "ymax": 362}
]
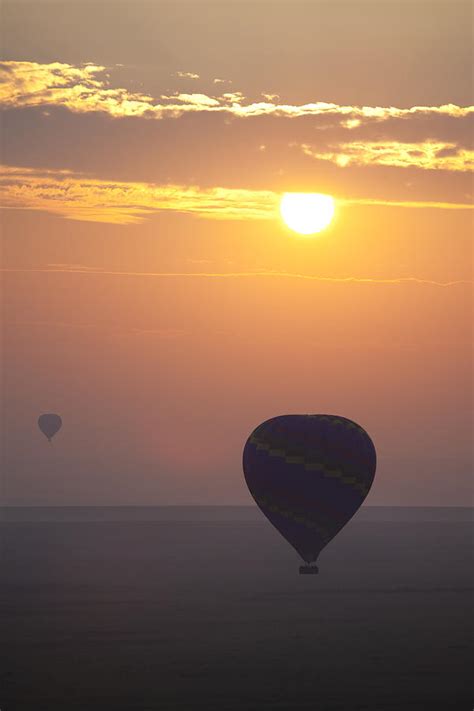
[{"xmin": 280, "ymin": 193, "xmax": 335, "ymax": 235}]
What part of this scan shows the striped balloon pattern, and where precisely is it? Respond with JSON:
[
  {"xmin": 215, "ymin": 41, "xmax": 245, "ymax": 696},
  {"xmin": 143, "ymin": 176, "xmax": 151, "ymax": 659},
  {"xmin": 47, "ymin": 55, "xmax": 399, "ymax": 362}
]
[{"xmin": 243, "ymin": 414, "xmax": 376, "ymax": 565}]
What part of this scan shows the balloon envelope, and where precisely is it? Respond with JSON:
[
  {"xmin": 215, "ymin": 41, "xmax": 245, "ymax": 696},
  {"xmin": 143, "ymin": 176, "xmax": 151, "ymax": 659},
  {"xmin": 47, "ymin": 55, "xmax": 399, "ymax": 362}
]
[
  {"xmin": 243, "ymin": 414, "xmax": 376, "ymax": 566},
  {"xmin": 38, "ymin": 414, "xmax": 62, "ymax": 442}
]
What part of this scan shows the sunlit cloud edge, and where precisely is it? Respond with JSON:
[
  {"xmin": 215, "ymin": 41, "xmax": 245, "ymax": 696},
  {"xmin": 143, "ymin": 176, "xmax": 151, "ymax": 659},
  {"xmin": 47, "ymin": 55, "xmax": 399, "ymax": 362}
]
[{"xmin": 1, "ymin": 165, "xmax": 472, "ymax": 225}]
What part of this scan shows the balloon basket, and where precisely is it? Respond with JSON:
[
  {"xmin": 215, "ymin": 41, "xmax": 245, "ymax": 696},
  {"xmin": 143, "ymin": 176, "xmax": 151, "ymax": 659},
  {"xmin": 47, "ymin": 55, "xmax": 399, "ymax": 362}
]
[{"xmin": 299, "ymin": 565, "xmax": 319, "ymax": 575}]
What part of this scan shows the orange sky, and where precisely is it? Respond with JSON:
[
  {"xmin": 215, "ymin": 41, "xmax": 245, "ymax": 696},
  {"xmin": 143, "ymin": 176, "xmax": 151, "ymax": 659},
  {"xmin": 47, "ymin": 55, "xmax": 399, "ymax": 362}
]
[{"xmin": 1, "ymin": 1, "xmax": 472, "ymax": 506}]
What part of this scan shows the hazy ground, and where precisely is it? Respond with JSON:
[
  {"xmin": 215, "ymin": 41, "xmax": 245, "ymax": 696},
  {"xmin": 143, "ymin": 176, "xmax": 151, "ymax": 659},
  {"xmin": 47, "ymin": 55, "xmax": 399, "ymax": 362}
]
[{"xmin": 1, "ymin": 507, "xmax": 472, "ymax": 710}]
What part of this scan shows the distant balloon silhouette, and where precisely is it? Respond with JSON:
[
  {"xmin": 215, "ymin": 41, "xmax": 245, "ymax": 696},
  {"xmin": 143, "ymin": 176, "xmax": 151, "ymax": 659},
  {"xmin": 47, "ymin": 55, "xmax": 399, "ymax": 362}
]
[
  {"xmin": 243, "ymin": 414, "xmax": 376, "ymax": 573},
  {"xmin": 38, "ymin": 414, "xmax": 62, "ymax": 442}
]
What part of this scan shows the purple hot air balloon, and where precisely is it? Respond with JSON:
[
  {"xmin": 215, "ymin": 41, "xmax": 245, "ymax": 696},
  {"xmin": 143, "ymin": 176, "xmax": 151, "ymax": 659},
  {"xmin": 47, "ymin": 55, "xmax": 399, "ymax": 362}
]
[
  {"xmin": 38, "ymin": 414, "xmax": 62, "ymax": 442},
  {"xmin": 243, "ymin": 414, "xmax": 376, "ymax": 573}
]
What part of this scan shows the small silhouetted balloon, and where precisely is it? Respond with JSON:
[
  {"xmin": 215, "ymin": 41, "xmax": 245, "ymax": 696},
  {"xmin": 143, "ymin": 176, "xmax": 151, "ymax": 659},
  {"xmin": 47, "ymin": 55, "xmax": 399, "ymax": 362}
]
[
  {"xmin": 38, "ymin": 414, "xmax": 62, "ymax": 442},
  {"xmin": 243, "ymin": 414, "xmax": 376, "ymax": 570}
]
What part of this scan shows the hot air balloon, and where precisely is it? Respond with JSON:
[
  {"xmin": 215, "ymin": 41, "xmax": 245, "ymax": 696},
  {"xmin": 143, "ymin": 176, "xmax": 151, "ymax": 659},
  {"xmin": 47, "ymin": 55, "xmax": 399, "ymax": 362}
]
[
  {"xmin": 243, "ymin": 414, "xmax": 376, "ymax": 573},
  {"xmin": 38, "ymin": 414, "xmax": 62, "ymax": 442}
]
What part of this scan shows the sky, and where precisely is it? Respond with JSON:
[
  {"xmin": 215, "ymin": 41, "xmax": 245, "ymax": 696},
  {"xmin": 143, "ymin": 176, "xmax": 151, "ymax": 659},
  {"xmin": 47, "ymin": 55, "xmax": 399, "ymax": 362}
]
[{"xmin": 1, "ymin": 0, "xmax": 472, "ymax": 507}]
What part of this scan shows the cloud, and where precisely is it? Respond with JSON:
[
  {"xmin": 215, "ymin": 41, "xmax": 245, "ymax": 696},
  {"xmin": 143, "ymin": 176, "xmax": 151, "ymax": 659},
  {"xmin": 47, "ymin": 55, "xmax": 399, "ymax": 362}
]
[
  {"xmin": 0, "ymin": 61, "xmax": 157, "ymax": 117},
  {"xmin": 1, "ymin": 61, "xmax": 472, "ymax": 123},
  {"xmin": 338, "ymin": 197, "xmax": 474, "ymax": 211},
  {"xmin": 1, "ymin": 165, "xmax": 472, "ymax": 225},
  {"xmin": 301, "ymin": 140, "xmax": 474, "ymax": 172},
  {"xmin": 5, "ymin": 318, "xmax": 188, "ymax": 338},
  {"xmin": 2, "ymin": 264, "xmax": 471, "ymax": 288},
  {"xmin": 0, "ymin": 165, "xmax": 278, "ymax": 223},
  {"xmin": 48, "ymin": 262, "xmax": 105, "ymax": 272},
  {"xmin": 168, "ymin": 93, "xmax": 221, "ymax": 107},
  {"xmin": 131, "ymin": 327, "xmax": 187, "ymax": 338},
  {"xmin": 175, "ymin": 71, "xmax": 200, "ymax": 80},
  {"xmin": 220, "ymin": 91, "xmax": 244, "ymax": 104}
]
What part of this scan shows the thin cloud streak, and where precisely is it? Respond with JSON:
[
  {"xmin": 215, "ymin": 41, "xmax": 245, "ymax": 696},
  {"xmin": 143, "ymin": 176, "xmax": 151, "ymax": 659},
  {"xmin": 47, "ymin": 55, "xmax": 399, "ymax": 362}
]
[
  {"xmin": 1, "ymin": 166, "xmax": 472, "ymax": 224},
  {"xmin": 7, "ymin": 319, "xmax": 468, "ymax": 354},
  {"xmin": 5, "ymin": 319, "xmax": 188, "ymax": 339},
  {"xmin": 2, "ymin": 267, "xmax": 471, "ymax": 288},
  {"xmin": 338, "ymin": 198, "xmax": 474, "ymax": 211}
]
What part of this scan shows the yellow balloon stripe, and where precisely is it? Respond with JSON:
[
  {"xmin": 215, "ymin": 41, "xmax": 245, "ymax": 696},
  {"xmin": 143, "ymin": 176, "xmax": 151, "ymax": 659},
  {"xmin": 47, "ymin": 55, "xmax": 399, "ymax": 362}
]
[
  {"xmin": 253, "ymin": 493, "xmax": 332, "ymax": 542},
  {"xmin": 249, "ymin": 433, "xmax": 370, "ymax": 496},
  {"xmin": 307, "ymin": 415, "xmax": 360, "ymax": 431}
]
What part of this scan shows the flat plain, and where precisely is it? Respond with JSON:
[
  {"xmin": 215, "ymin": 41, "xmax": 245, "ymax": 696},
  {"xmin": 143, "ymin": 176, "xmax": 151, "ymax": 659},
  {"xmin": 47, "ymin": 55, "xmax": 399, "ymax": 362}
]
[{"xmin": 1, "ymin": 507, "xmax": 472, "ymax": 710}]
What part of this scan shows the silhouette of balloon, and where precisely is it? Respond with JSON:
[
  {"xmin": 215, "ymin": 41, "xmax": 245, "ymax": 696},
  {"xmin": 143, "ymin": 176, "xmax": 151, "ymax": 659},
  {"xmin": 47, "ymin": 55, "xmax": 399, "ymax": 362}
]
[
  {"xmin": 243, "ymin": 414, "xmax": 376, "ymax": 573},
  {"xmin": 38, "ymin": 414, "xmax": 62, "ymax": 442}
]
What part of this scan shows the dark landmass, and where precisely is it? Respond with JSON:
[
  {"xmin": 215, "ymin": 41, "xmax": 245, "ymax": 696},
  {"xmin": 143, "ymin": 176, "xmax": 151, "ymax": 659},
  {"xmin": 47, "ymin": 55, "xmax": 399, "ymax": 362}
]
[{"xmin": 1, "ymin": 507, "xmax": 472, "ymax": 710}]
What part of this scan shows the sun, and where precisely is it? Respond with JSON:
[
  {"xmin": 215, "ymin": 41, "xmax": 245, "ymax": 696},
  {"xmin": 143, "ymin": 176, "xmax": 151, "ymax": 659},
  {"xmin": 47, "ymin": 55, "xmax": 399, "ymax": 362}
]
[{"xmin": 280, "ymin": 193, "xmax": 335, "ymax": 235}]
